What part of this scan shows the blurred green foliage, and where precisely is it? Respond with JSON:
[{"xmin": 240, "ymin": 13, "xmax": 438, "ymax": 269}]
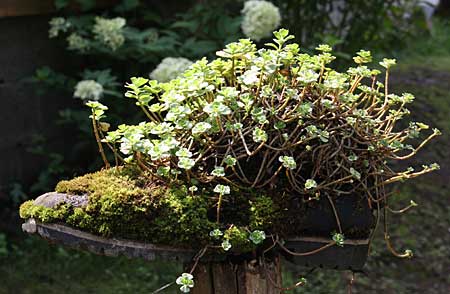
[
  {"xmin": 275, "ymin": 0, "xmax": 426, "ymax": 58},
  {"xmin": 0, "ymin": 236, "xmax": 181, "ymax": 294}
]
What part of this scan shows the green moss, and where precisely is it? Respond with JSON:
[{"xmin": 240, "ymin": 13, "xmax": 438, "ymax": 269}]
[
  {"xmin": 20, "ymin": 167, "xmax": 217, "ymax": 248},
  {"xmin": 23, "ymin": 165, "xmax": 371, "ymax": 247},
  {"xmin": 224, "ymin": 226, "xmax": 254, "ymax": 252},
  {"xmin": 21, "ymin": 164, "xmax": 374, "ymax": 249},
  {"xmin": 150, "ymin": 186, "xmax": 217, "ymax": 246},
  {"xmin": 54, "ymin": 167, "xmax": 157, "ymax": 239},
  {"xmin": 55, "ymin": 167, "xmax": 147, "ymax": 196},
  {"xmin": 66, "ymin": 208, "xmax": 95, "ymax": 230},
  {"xmin": 249, "ymin": 195, "xmax": 278, "ymax": 230},
  {"xmin": 19, "ymin": 200, "xmax": 70, "ymax": 222}
]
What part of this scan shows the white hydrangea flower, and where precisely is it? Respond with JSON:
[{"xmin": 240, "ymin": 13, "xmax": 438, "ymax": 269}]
[
  {"xmin": 74, "ymin": 80, "xmax": 104, "ymax": 101},
  {"xmin": 150, "ymin": 57, "xmax": 193, "ymax": 82},
  {"xmin": 92, "ymin": 17, "xmax": 126, "ymax": 51},
  {"xmin": 49, "ymin": 17, "xmax": 71, "ymax": 38},
  {"xmin": 67, "ymin": 33, "xmax": 90, "ymax": 52},
  {"xmin": 241, "ymin": 0, "xmax": 281, "ymax": 41}
]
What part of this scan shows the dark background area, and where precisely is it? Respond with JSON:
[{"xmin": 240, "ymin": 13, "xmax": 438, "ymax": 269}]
[{"xmin": 0, "ymin": 15, "xmax": 77, "ymax": 199}]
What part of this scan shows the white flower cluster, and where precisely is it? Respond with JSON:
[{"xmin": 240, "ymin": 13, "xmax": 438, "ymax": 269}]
[
  {"xmin": 49, "ymin": 17, "xmax": 71, "ymax": 38},
  {"xmin": 241, "ymin": 0, "xmax": 281, "ymax": 41},
  {"xmin": 149, "ymin": 57, "xmax": 193, "ymax": 82},
  {"xmin": 74, "ymin": 80, "xmax": 104, "ymax": 101},
  {"xmin": 92, "ymin": 17, "xmax": 126, "ymax": 51},
  {"xmin": 67, "ymin": 33, "xmax": 90, "ymax": 52}
]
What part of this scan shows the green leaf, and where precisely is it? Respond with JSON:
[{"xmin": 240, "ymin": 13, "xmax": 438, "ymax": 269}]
[
  {"xmin": 274, "ymin": 28, "xmax": 289, "ymax": 40},
  {"xmin": 211, "ymin": 166, "xmax": 225, "ymax": 177},
  {"xmin": 224, "ymin": 155, "xmax": 237, "ymax": 166},
  {"xmin": 171, "ymin": 20, "xmax": 199, "ymax": 33},
  {"xmin": 83, "ymin": 69, "xmax": 118, "ymax": 87},
  {"xmin": 209, "ymin": 229, "xmax": 223, "ymax": 239},
  {"xmin": 178, "ymin": 157, "xmax": 196, "ymax": 170},
  {"xmin": 213, "ymin": 184, "xmax": 230, "ymax": 195},
  {"xmin": 278, "ymin": 156, "xmax": 297, "ymax": 170},
  {"xmin": 353, "ymin": 49, "xmax": 372, "ymax": 64},
  {"xmin": 221, "ymin": 239, "xmax": 232, "ymax": 251},
  {"xmin": 114, "ymin": 0, "xmax": 140, "ymax": 12},
  {"xmin": 349, "ymin": 168, "xmax": 361, "ymax": 180},
  {"xmin": 130, "ymin": 77, "xmax": 149, "ymax": 87},
  {"xmin": 54, "ymin": 0, "xmax": 70, "ymax": 10},
  {"xmin": 190, "ymin": 40, "xmax": 219, "ymax": 56},
  {"xmin": 332, "ymin": 233, "xmax": 345, "ymax": 247},
  {"xmin": 305, "ymin": 179, "xmax": 317, "ymax": 190},
  {"xmin": 379, "ymin": 58, "xmax": 396, "ymax": 69},
  {"xmin": 316, "ymin": 44, "xmax": 332, "ymax": 52},
  {"xmin": 252, "ymin": 128, "xmax": 268, "ymax": 143},
  {"xmin": 76, "ymin": 0, "xmax": 96, "ymax": 11},
  {"xmin": 249, "ymin": 230, "xmax": 266, "ymax": 245}
]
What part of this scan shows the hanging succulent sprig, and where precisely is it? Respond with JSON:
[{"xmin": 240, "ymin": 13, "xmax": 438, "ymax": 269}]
[{"xmin": 86, "ymin": 101, "xmax": 110, "ymax": 169}]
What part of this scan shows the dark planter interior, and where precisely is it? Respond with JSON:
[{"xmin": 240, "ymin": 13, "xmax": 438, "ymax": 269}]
[{"xmin": 282, "ymin": 193, "xmax": 375, "ymax": 239}]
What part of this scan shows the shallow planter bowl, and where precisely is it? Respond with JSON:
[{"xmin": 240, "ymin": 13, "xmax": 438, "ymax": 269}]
[{"xmin": 22, "ymin": 192, "xmax": 372, "ymax": 270}]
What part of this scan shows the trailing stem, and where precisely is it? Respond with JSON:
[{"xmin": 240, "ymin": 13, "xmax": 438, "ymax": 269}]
[{"xmin": 91, "ymin": 113, "xmax": 110, "ymax": 169}]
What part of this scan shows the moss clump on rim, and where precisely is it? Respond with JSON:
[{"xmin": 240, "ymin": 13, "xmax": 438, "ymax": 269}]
[
  {"xmin": 20, "ymin": 201, "xmax": 70, "ymax": 222},
  {"xmin": 19, "ymin": 167, "xmax": 282, "ymax": 250},
  {"xmin": 20, "ymin": 167, "xmax": 215, "ymax": 246},
  {"xmin": 55, "ymin": 167, "xmax": 158, "ymax": 238}
]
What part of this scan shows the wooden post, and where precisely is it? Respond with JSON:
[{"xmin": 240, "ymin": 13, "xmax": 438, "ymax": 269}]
[{"xmin": 190, "ymin": 257, "xmax": 282, "ymax": 294}]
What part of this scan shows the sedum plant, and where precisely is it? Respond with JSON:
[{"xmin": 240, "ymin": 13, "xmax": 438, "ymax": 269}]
[
  {"xmin": 30, "ymin": 0, "xmax": 424, "ymax": 199},
  {"xmin": 84, "ymin": 29, "xmax": 440, "ymax": 258},
  {"xmin": 99, "ymin": 29, "xmax": 438, "ymax": 210}
]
